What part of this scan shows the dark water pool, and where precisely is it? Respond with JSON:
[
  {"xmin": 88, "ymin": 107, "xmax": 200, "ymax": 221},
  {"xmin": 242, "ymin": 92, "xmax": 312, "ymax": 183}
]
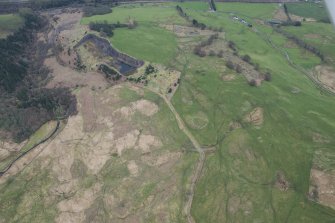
[{"xmin": 119, "ymin": 62, "xmax": 136, "ymax": 75}]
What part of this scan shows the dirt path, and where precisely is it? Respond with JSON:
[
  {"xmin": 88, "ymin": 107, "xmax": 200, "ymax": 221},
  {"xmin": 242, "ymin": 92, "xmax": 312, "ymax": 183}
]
[
  {"xmin": 161, "ymin": 93, "xmax": 205, "ymax": 223},
  {"xmin": 136, "ymin": 84, "xmax": 205, "ymax": 223}
]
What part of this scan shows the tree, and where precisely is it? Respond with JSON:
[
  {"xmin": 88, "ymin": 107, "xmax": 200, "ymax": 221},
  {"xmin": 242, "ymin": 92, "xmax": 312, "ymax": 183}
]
[
  {"xmin": 210, "ymin": 0, "xmax": 216, "ymax": 11},
  {"xmin": 145, "ymin": 64, "xmax": 155, "ymax": 75},
  {"xmin": 264, "ymin": 72, "xmax": 272, "ymax": 81},
  {"xmin": 226, "ymin": 60, "xmax": 235, "ymax": 70},
  {"xmin": 217, "ymin": 50, "xmax": 224, "ymax": 58},
  {"xmin": 209, "ymin": 50, "xmax": 216, "ymax": 56},
  {"xmin": 228, "ymin": 41, "xmax": 236, "ymax": 51},
  {"xmin": 235, "ymin": 64, "xmax": 243, "ymax": 73},
  {"xmin": 249, "ymin": 79, "xmax": 257, "ymax": 87},
  {"xmin": 242, "ymin": 54, "xmax": 251, "ymax": 63},
  {"xmin": 194, "ymin": 46, "xmax": 206, "ymax": 57},
  {"xmin": 283, "ymin": 3, "xmax": 291, "ymax": 21}
]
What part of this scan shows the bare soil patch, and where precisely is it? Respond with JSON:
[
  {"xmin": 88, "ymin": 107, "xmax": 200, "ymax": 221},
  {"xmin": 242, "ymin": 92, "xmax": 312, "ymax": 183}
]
[
  {"xmin": 315, "ymin": 65, "xmax": 335, "ymax": 93},
  {"xmin": 284, "ymin": 40, "xmax": 297, "ymax": 49},
  {"xmin": 312, "ymin": 132, "xmax": 330, "ymax": 144},
  {"xmin": 275, "ymin": 171, "xmax": 290, "ymax": 191},
  {"xmin": 162, "ymin": 24, "xmax": 214, "ymax": 38},
  {"xmin": 229, "ymin": 121, "xmax": 242, "ymax": 131},
  {"xmin": 244, "ymin": 107, "xmax": 264, "ymax": 126},
  {"xmin": 304, "ymin": 33, "xmax": 321, "ymax": 39},
  {"xmin": 221, "ymin": 74, "xmax": 235, "ymax": 81},
  {"xmin": 273, "ymin": 8, "xmax": 288, "ymax": 21},
  {"xmin": 136, "ymin": 134, "xmax": 162, "ymax": 153},
  {"xmin": 309, "ymin": 168, "xmax": 335, "ymax": 209},
  {"xmin": 127, "ymin": 160, "xmax": 139, "ymax": 176},
  {"xmin": 45, "ymin": 57, "xmax": 107, "ymax": 89}
]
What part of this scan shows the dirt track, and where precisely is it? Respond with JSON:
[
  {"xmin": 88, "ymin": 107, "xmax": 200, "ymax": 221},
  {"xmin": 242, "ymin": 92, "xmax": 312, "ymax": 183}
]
[{"xmin": 138, "ymin": 84, "xmax": 206, "ymax": 223}]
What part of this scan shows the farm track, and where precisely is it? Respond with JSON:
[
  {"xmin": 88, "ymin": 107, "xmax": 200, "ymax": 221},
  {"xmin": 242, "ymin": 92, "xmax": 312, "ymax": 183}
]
[
  {"xmin": 161, "ymin": 94, "xmax": 205, "ymax": 223},
  {"xmin": 137, "ymin": 83, "xmax": 205, "ymax": 223}
]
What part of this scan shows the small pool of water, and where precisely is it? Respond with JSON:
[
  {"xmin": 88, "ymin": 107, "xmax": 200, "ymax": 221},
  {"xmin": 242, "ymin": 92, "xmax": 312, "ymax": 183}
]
[{"xmin": 119, "ymin": 62, "xmax": 136, "ymax": 75}]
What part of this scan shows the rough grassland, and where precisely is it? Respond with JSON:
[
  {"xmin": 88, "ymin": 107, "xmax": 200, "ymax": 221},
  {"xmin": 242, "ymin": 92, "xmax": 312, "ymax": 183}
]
[
  {"xmin": 0, "ymin": 3, "xmax": 335, "ymax": 223},
  {"xmin": 286, "ymin": 2, "xmax": 330, "ymax": 22},
  {"xmin": 0, "ymin": 14, "xmax": 24, "ymax": 38},
  {"xmin": 168, "ymin": 3, "xmax": 335, "ymax": 222},
  {"xmin": 283, "ymin": 22, "xmax": 335, "ymax": 63}
]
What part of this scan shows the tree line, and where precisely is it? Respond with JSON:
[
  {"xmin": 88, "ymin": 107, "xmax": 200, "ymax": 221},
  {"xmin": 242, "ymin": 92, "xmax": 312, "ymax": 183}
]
[
  {"xmin": 275, "ymin": 27, "xmax": 325, "ymax": 61},
  {"xmin": 0, "ymin": 10, "xmax": 77, "ymax": 142},
  {"xmin": 176, "ymin": 5, "xmax": 223, "ymax": 31},
  {"xmin": 89, "ymin": 21, "xmax": 132, "ymax": 37}
]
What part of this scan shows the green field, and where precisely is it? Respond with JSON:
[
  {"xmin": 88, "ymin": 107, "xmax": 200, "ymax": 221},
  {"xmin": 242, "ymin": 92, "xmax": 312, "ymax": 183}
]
[
  {"xmin": 82, "ymin": 3, "xmax": 335, "ymax": 222},
  {"xmin": 173, "ymin": 4, "xmax": 335, "ymax": 222},
  {"xmin": 0, "ymin": 2, "xmax": 335, "ymax": 223},
  {"xmin": 0, "ymin": 14, "xmax": 24, "ymax": 38},
  {"xmin": 81, "ymin": 4, "xmax": 187, "ymax": 65},
  {"xmin": 286, "ymin": 2, "xmax": 330, "ymax": 22},
  {"xmin": 283, "ymin": 21, "xmax": 335, "ymax": 63},
  {"xmin": 109, "ymin": 24, "xmax": 178, "ymax": 65}
]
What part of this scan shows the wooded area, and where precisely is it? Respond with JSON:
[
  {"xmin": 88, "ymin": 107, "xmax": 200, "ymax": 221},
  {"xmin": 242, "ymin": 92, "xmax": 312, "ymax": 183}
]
[{"xmin": 0, "ymin": 11, "xmax": 77, "ymax": 142}]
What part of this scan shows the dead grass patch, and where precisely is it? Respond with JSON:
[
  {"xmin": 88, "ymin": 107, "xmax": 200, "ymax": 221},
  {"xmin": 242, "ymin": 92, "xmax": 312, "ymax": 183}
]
[{"xmin": 244, "ymin": 107, "xmax": 264, "ymax": 126}]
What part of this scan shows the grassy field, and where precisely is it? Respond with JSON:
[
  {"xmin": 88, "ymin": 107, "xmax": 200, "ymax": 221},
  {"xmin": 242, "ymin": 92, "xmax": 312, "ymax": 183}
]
[
  {"xmin": 81, "ymin": 4, "xmax": 186, "ymax": 65},
  {"xmin": 0, "ymin": 14, "xmax": 24, "ymax": 39},
  {"xmin": 283, "ymin": 22, "xmax": 335, "ymax": 63},
  {"xmin": 286, "ymin": 2, "xmax": 330, "ymax": 22},
  {"xmin": 84, "ymin": 4, "xmax": 335, "ymax": 221},
  {"xmin": 79, "ymin": 3, "xmax": 335, "ymax": 222},
  {"xmin": 109, "ymin": 24, "xmax": 178, "ymax": 65},
  {"xmin": 167, "ymin": 4, "xmax": 335, "ymax": 222},
  {"xmin": 1, "ymin": 2, "xmax": 335, "ymax": 223}
]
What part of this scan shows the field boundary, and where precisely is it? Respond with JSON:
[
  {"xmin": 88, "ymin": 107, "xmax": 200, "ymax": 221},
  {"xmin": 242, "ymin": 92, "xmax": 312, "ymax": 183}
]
[{"xmin": 0, "ymin": 120, "xmax": 61, "ymax": 176}]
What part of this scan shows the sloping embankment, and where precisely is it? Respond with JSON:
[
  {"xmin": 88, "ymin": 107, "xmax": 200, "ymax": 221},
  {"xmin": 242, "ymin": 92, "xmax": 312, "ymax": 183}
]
[{"xmin": 75, "ymin": 34, "xmax": 144, "ymax": 75}]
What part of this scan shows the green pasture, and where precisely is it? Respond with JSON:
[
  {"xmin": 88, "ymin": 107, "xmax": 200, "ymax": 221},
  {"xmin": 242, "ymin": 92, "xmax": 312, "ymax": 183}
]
[
  {"xmin": 0, "ymin": 14, "xmax": 24, "ymax": 38},
  {"xmin": 286, "ymin": 2, "xmax": 330, "ymax": 22}
]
